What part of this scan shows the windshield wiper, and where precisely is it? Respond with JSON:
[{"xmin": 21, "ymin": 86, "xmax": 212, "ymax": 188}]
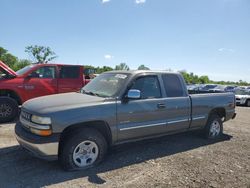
[{"xmin": 82, "ymin": 90, "xmax": 99, "ymax": 97}]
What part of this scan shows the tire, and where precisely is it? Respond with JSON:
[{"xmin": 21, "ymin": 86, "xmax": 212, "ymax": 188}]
[
  {"xmin": 246, "ymin": 100, "xmax": 250, "ymax": 107},
  {"xmin": 204, "ymin": 113, "xmax": 223, "ymax": 139},
  {"xmin": 0, "ymin": 97, "xmax": 18, "ymax": 123},
  {"xmin": 59, "ymin": 128, "xmax": 108, "ymax": 171}
]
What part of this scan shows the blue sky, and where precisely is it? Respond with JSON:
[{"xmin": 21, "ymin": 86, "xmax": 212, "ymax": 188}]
[{"xmin": 1, "ymin": 0, "xmax": 250, "ymax": 82}]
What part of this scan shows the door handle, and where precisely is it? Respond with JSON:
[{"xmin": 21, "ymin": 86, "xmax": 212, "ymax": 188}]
[{"xmin": 157, "ymin": 103, "xmax": 166, "ymax": 109}]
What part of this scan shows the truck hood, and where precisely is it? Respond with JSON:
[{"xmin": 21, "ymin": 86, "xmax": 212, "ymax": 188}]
[
  {"xmin": 0, "ymin": 61, "xmax": 17, "ymax": 77},
  {"xmin": 23, "ymin": 92, "xmax": 106, "ymax": 114}
]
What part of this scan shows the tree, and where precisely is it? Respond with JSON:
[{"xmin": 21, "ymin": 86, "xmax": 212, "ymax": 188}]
[
  {"xmin": 13, "ymin": 59, "xmax": 32, "ymax": 71},
  {"xmin": 199, "ymin": 76, "xmax": 209, "ymax": 84},
  {"xmin": 0, "ymin": 47, "xmax": 18, "ymax": 68},
  {"xmin": 96, "ymin": 66, "xmax": 113, "ymax": 74},
  {"xmin": 25, "ymin": 45, "xmax": 57, "ymax": 64},
  {"xmin": 115, "ymin": 63, "xmax": 130, "ymax": 71},
  {"xmin": 138, "ymin": 64, "xmax": 150, "ymax": 70},
  {"xmin": 83, "ymin": 65, "xmax": 113, "ymax": 74}
]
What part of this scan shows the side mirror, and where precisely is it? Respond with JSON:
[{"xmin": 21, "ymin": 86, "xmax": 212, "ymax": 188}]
[{"xmin": 127, "ymin": 89, "xmax": 141, "ymax": 99}]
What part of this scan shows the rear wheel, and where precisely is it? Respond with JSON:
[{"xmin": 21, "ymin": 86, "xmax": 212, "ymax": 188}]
[
  {"xmin": 0, "ymin": 97, "xmax": 18, "ymax": 123},
  {"xmin": 204, "ymin": 114, "xmax": 223, "ymax": 139},
  {"xmin": 59, "ymin": 128, "xmax": 107, "ymax": 171}
]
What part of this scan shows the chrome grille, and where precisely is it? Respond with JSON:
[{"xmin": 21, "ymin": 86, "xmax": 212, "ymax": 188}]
[{"xmin": 20, "ymin": 111, "xmax": 31, "ymax": 121}]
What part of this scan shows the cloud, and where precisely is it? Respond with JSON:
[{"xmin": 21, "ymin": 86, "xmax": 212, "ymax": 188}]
[
  {"xmin": 102, "ymin": 0, "xmax": 110, "ymax": 3},
  {"xmin": 218, "ymin": 48, "xmax": 235, "ymax": 53},
  {"xmin": 135, "ymin": 0, "xmax": 146, "ymax": 4},
  {"xmin": 104, "ymin": 54, "xmax": 114, "ymax": 59}
]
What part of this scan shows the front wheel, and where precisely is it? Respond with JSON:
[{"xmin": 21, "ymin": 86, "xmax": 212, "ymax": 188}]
[
  {"xmin": 204, "ymin": 114, "xmax": 223, "ymax": 139},
  {"xmin": 59, "ymin": 128, "xmax": 107, "ymax": 171},
  {"xmin": 246, "ymin": 100, "xmax": 250, "ymax": 107},
  {"xmin": 0, "ymin": 97, "xmax": 18, "ymax": 123}
]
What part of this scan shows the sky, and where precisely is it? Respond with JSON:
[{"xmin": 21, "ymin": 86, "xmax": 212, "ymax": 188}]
[{"xmin": 1, "ymin": 0, "xmax": 250, "ymax": 82}]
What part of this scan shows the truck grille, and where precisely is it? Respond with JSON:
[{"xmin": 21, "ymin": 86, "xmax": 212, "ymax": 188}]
[{"xmin": 20, "ymin": 111, "xmax": 31, "ymax": 122}]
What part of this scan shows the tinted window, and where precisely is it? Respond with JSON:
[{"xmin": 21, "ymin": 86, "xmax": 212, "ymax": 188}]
[
  {"xmin": 60, "ymin": 66, "xmax": 80, "ymax": 79},
  {"xmin": 31, "ymin": 66, "xmax": 56, "ymax": 78},
  {"xmin": 162, "ymin": 74, "xmax": 184, "ymax": 97},
  {"xmin": 131, "ymin": 76, "xmax": 161, "ymax": 99}
]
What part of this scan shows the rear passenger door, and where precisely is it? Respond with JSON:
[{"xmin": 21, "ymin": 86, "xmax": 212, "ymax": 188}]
[
  {"xmin": 161, "ymin": 74, "xmax": 191, "ymax": 132},
  {"xmin": 117, "ymin": 75, "xmax": 168, "ymax": 141},
  {"xmin": 58, "ymin": 66, "xmax": 83, "ymax": 93}
]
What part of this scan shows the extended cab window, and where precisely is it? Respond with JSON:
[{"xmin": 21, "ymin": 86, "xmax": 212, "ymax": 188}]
[
  {"xmin": 60, "ymin": 66, "xmax": 80, "ymax": 79},
  {"xmin": 31, "ymin": 66, "xmax": 56, "ymax": 79},
  {"xmin": 131, "ymin": 76, "xmax": 161, "ymax": 99},
  {"xmin": 162, "ymin": 74, "xmax": 185, "ymax": 97}
]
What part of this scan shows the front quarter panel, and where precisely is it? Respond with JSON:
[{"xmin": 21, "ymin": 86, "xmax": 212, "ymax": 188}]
[{"xmin": 50, "ymin": 101, "xmax": 117, "ymax": 141}]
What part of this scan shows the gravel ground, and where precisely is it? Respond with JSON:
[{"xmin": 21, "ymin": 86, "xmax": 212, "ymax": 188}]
[{"xmin": 0, "ymin": 107, "xmax": 249, "ymax": 188}]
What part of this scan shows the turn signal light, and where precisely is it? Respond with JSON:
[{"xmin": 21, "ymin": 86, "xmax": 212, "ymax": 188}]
[{"xmin": 30, "ymin": 128, "xmax": 52, "ymax": 136}]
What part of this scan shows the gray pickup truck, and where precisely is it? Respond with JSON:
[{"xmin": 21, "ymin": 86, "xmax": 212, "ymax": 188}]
[{"xmin": 15, "ymin": 71, "xmax": 236, "ymax": 170}]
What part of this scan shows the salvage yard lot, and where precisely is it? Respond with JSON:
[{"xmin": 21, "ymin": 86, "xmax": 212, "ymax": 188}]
[{"xmin": 0, "ymin": 107, "xmax": 249, "ymax": 188}]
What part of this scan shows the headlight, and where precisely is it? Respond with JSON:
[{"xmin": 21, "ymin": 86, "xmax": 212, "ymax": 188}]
[{"xmin": 31, "ymin": 115, "xmax": 51, "ymax": 125}]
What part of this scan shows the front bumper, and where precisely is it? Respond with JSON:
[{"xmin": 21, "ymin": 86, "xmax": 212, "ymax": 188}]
[
  {"xmin": 15, "ymin": 122, "xmax": 60, "ymax": 160},
  {"xmin": 236, "ymin": 99, "xmax": 247, "ymax": 105}
]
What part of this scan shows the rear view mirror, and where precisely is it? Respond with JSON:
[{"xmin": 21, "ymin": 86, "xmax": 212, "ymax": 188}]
[{"xmin": 127, "ymin": 89, "xmax": 141, "ymax": 99}]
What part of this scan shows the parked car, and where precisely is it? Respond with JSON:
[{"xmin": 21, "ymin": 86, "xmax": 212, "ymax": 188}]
[
  {"xmin": 235, "ymin": 89, "xmax": 250, "ymax": 107},
  {"xmin": 208, "ymin": 85, "xmax": 237, "ymax": 93},
  {"xmin": 0, "ymin": 61, "xmax": 93, "ymax": 122},
  {"xmin": 199, "ymin": 84, "xmax": 218, "ymax": 92},
  {"xmin": 187, "ymin": 84, "xmax": 204, "ymax": 94},
  {"xmin": 15, "ymin": 70, "xmax": 236, "ymax": 171}
]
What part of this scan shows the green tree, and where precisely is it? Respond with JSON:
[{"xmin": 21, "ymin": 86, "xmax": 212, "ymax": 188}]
[
  {"xmin": 83, "ymin": 65, "xmax": 113, "ymax": 74},
  {"xmin": 13, "ymin": 59, "xmax": 32, "ymax": 71},
  {"xmin": 115, "ymin": 62, "xmax": 130, "ymax": 71},
  {"xmin": 199, "ymin": 76, "xmax": 209, "ymax": 84},
  {"xmin": 25, "ymin": 45, "xmax": 57, "ymax": 64},
  {"xmin": 0, "ymin": 47, "xmax": 18, "ymax": 68},
  {"xmin": 96, "ymin": 66, "xmax": 113, "ymax": 74},
  {"xmin": 138, "ymin": 64, "xmax": 150, "ymax": 70}
]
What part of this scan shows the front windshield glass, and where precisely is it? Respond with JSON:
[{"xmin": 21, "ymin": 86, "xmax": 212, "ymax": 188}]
[
  {"xmin": 81, "ymin": 73, "xmax": 130, "ymax": 97},
  {"xmin": 16, "ymin": 65, "xmax": 34, "ymax": 75},
  {"xmin": 235, "ymin": 90, "xmax": 250, "ymax": 95}
]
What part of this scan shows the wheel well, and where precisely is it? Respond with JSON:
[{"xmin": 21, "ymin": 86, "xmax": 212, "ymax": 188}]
[
  {"xmin": 59, "ymin": 121, "xmax": 112, "ymax": 150},
  {"xmin": 0, "ymin": 90, "xmax": 21, "ymax": 105},
  {"xmin": 210, "ymin": 108, "xmax": 226, "ymax": 119}
]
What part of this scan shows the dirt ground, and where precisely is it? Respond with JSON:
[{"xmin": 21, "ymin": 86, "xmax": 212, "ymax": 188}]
[{"xmin": 0, "ymin": 107, "xmax": 249, "ymax": 188}]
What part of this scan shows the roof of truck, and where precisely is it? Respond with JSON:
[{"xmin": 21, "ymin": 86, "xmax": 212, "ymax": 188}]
[{"xmin": 104, "ymin": 70, "xmax": 181, "ymax": 75}]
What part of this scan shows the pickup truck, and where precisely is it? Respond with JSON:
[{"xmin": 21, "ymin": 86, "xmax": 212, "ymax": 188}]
[
  {"xmin": 0, "ymin": 61, "xmax": 92, "ymax": 122},
  {"xmin": 15, "ymin": 70, "xmax": 236, "ymax": 171}
]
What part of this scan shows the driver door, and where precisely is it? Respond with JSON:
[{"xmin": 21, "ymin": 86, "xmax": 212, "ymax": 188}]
[
  {"xmin": 23, "ymin": 66, "xmax": 58, "ymax": 100},
  {"xmin": 117, "ymin": 75, "xmax": 167, "ymax": 141}
]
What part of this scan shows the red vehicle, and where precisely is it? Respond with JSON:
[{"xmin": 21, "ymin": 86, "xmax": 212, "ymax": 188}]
[{"xmin": 0, "ymin": 61, "xmax": 92, "ymax": 122}]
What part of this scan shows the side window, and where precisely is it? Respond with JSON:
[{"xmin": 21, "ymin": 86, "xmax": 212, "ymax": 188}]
[
  {"xmin": 131, "ymin": 76, "xmax": 161, "ymax": 99},
  {"xmin": 31, "ymin": 66, "xmax": 56, "ymax": 79},
  {"xmin": 59, "ymin": 66, "xmax": 80, "ymax": 79},
  {"xmin": 162, "ymin": 74, "xmax": 185, "ymax": 97}
]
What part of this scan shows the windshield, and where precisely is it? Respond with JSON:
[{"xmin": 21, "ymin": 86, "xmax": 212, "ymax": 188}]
[
  {"xmin": 235, "ymin": 90, "xmax": 250, "ymax": 95},
  {"xmin": 81, "ymin": 73, "xmax": 130, "ymax": 97},
  {"xmin": 16, "ymin": 65, "xmax": 34, "ymax": 75},
  {"xmin": 203, "ymin": 84, "xmax": 217, "ymax": 90}
]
